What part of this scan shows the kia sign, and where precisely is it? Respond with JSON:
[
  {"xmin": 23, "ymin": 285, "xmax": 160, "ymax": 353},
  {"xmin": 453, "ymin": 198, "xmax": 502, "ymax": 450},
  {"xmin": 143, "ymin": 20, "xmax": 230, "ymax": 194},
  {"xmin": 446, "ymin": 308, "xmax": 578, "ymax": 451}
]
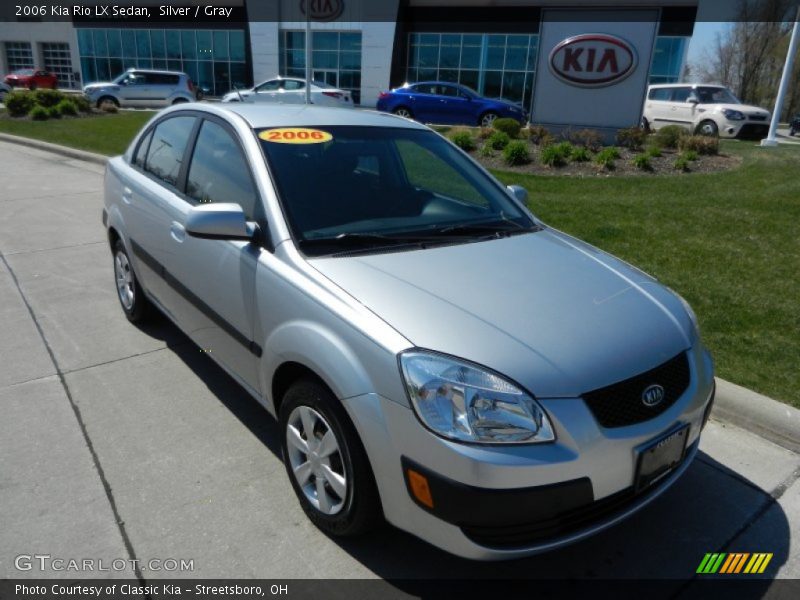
[
  {"xmin": 549, "ymin": 33, "xmax": 637, "ymax": 88},
  {"xmin": 300, "ymin": 0, "xmax": 344, "ymax": 21}
]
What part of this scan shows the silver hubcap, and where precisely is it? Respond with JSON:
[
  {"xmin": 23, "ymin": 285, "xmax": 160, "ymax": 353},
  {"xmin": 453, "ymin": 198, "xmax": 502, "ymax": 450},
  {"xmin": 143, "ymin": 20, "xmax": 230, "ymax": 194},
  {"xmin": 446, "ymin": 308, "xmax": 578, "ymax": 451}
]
[
  {"xmin": 700, "ymin": 123, "xmax": 716, "ymax": 136},
  {"xmin": 286, "ymin": 406, "xmax": 347, "ymax": 515},
  {"xmin": 481, "ymin": 113, "xmax": 497, "ymax": 127},
  {"xmin": 395, "ymin": 108, "xmax": 411, "ymax": 118},
  {"xmin": 114, "ymin": 251, "xmax": 135, "ymax": 310}
]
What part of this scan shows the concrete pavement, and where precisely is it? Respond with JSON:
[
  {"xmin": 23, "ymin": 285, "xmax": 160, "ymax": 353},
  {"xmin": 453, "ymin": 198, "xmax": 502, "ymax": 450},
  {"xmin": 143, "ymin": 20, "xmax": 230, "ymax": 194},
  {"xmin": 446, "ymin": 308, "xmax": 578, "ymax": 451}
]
[{"xmin": 0, "ymin": 141, "xmax": 797, "ymax": 587}]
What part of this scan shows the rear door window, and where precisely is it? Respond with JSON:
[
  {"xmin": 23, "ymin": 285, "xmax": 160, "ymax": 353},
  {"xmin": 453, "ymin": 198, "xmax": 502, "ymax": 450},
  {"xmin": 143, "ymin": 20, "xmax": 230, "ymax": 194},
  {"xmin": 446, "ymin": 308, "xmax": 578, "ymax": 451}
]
[
  {"xmin": 670, "ymin": 87, "xmax": 693, "ymax": 102},
  {"xmin": 144, "ymin": 116, "xmax": 196, "ymax": 187},
  {"xmin": 648, "ymin": 88, "xmax": 671, "ymax": 101}
]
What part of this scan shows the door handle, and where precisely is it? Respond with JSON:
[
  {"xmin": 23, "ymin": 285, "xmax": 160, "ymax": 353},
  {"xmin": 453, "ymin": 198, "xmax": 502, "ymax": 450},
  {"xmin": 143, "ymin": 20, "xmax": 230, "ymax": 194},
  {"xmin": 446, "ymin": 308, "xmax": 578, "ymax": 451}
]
[
  {"xmin": 121, "ymin": 187, "xmax": 133, "ymax": 204},
  {"xmin": 170, "ymin": 221, "xmax": 186, "ymax": 243}
]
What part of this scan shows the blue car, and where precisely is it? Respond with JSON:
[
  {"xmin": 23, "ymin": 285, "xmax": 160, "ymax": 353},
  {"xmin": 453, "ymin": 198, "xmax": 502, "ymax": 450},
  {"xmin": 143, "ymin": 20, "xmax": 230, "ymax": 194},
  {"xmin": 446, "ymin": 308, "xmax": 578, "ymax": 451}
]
[{"xmin": 376, "ymin": 81, "xmax": 528, "ymax": 127}]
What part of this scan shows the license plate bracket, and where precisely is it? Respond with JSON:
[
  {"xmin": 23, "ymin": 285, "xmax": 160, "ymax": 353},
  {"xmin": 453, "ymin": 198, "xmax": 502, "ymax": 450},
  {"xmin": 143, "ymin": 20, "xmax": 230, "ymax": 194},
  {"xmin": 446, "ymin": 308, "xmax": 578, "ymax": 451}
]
[{"xmin": 634, "ymin": 424, "xmax": 689, "ymax": 492}]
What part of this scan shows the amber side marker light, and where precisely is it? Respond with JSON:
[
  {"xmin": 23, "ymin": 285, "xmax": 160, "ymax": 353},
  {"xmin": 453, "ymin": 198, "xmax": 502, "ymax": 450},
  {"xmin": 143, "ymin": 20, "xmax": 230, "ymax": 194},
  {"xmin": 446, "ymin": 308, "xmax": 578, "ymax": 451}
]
[{"xmin": 407, "ymin": 468, "xmax": 434, "ymax": 508}]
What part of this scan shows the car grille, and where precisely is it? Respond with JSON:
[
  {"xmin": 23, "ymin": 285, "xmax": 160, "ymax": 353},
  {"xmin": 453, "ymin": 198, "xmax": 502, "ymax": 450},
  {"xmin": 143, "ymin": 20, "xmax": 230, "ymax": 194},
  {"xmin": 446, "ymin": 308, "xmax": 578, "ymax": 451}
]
[
  {"xmin": 582, "ymin": 352, "xmax": 690, "ymax": 428},
  {"xmin": 460, "ymin": 446, "xmax": 690, "ymax": 549},
  {"xmin": 748, "ymin": 115, "xmax": 768, "ymax": 121}
]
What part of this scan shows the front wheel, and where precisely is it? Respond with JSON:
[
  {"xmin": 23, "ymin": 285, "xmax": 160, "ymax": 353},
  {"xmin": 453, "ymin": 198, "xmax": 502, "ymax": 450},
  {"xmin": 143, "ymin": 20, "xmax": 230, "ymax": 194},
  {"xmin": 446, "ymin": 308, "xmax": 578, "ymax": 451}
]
[
  {"xmin": 696, "ymin": 120, "xmax": 719, "ymax": 137},
  {"xmin": 393, "ymin": 106, "xmax": 413, "ymax": 119},
  {"xmin": 279, "ymin": 379, "xmax": 381, "ymax": 537},
  {"xmin": 480, "ymin": 111, "xmax": 499, "ymax": 128},
  {"xmin": 113, "ymin": 239, "xmax": 151, "ymax": 323}
]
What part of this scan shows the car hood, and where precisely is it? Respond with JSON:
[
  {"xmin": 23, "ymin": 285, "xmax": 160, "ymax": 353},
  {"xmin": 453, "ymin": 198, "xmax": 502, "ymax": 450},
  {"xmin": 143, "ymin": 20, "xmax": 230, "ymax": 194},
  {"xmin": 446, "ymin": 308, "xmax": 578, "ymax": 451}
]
[
  {"xmin": 84, "ymin": 82, "xmax": 117, "ymax": 90},
  {"xmin": 712, "ymin": 103, "xmax": 770, "ymax": 116},
  {"xmin": 308, "ymin": 229, "xmax": 693, "ymax": 398}
]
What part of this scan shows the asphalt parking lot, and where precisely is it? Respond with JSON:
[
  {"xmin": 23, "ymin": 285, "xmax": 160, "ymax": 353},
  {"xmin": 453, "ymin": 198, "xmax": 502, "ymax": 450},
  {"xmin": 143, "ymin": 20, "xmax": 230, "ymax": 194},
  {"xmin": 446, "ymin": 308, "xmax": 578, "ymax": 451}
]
[{"xmin": 0, "ymin": 140, "xmax": 798, "ymax": 588}]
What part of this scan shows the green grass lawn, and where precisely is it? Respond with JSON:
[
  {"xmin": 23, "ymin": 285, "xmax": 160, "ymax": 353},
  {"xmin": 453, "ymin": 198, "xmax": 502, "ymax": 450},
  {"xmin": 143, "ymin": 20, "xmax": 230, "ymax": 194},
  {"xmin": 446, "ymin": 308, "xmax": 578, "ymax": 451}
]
[
  {"xmin": 0, "ymin": 111, "xmax": 155, "ymax": 156},
  {"xmin": 0, "ymin": 113, "xmax": 796, "ymax": 406},
  {"xmin": 494, "ymin": 141, "xmax": 800, "ymax": 407}
]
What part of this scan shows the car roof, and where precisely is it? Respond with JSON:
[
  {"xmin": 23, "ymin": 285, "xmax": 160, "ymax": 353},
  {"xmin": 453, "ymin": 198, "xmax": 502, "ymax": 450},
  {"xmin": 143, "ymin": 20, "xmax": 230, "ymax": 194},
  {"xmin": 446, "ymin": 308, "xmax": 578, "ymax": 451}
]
[
  {"xmin": 648, "ymin": 83, "xmax": 726, "ymax": 89},
  {"xmin": 191, "ymin": 103, "xmax": 429, "ymax": 130},
  {"xmin": 127, "ymin": 68, "xmax": 187, "ymax": 76}
]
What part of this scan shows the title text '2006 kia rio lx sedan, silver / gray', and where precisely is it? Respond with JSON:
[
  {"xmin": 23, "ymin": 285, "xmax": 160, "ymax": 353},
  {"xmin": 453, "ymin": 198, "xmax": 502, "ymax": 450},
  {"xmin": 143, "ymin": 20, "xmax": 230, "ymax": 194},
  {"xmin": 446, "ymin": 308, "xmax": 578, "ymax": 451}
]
[{"xmin": 103, "ymin": 103, "xmax": 715, "ymax": 560}]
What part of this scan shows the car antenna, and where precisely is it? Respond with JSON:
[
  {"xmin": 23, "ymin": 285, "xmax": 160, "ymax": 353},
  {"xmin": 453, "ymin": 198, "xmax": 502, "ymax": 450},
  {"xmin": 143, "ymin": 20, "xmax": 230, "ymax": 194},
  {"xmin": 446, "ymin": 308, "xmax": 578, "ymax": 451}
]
[{"xmin": 235, "ymin": 85, "xmax": 244, "ymax": 103}]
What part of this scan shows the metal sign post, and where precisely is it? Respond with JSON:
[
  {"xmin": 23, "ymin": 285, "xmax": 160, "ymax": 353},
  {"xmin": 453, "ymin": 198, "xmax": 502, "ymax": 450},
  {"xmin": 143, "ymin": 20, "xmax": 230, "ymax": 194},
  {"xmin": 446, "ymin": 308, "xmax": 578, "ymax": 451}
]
[
  {"xmin": 305, "ymin": 3, "xmax": 312, "ymax": 105},
  {"xmin": 761, "ymin": 7, "xmax": 800, "ymax": 147}
]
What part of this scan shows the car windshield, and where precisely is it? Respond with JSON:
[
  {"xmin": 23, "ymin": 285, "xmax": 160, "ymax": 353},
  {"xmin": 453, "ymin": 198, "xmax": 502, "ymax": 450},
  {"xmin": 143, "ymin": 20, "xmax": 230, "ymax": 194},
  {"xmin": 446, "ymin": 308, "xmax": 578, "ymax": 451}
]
[
  {"xmin": 13, "ymin": 69, "xmax": 35, "ymax": 76},
  {"xmin": 258, "ymin": 126, "xmax": 536, "ymax": 256},
  {"xmin": 696, "ymin": 87, "xmax": 740, "ymax": 104}
]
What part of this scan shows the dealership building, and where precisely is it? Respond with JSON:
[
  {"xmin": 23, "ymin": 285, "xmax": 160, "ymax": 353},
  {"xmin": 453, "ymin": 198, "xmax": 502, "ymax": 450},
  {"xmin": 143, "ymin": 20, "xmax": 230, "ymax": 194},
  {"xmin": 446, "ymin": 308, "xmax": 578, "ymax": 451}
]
[{"xmin": 0, "ymin": 0, "xmax": 721, "ymax": 130}]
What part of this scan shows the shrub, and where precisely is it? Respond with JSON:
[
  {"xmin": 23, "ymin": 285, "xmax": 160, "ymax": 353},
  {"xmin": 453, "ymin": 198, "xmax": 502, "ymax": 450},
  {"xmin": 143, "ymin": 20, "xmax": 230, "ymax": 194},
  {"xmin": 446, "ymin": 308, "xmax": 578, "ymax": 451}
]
[
  {"xmin": 568, "ymin": 128, "xmax": 604, "ymax": 151},
  {"xmin": 645, "ymin": 145, "xmax": 662, "ymax": 158},
  {"xmin": 448, "ymin": 129, "xmax": 475, "ymax": 151},
  {"xmin": 72, "ymin": 95, "xmax": 92, "ymax": 113},
  {"xmin": 503, "ymin": 141, "xmax": 530, "ymax": 166},
  {"xmin": 632, "ymin": 153, "xmax": 652, "ymax": 171},
  {"xmin": 674, "ymin": 156, "xmax": 691, "ymax": 172},
  {"xmin": 570, "ymin": 146, "xmax": 591, "ymax": 162},
  {"xmin": 654, "ymin": 125, "xmax": 688, "ymax": 149},
  {"xmin": 616, "ymin": 126, "xmax": 647, "ymax": 150},
  {"xmin": 479, "ymin": 143, "xmax": 494, "ymax": 157},
  {"xmin": 4, "ymin": 91, "xmax": 36, "ymax": 117},
  {"xmin": 527, "ymin": 124, "xmax": 553, "ymax": 146},
  {"xmin": 33, "ymin": 88, "xmax": 65, "ymax": 108},
  {"xmin": 477, "ymin": 127, "xmax": 494, "ymax": 140},
  {"xmin": 540, "ymin": 144, "xmax": 566, "ymax": 167},
  {"xmin": 56, "ymin": 99, "xmax": 78, "ymax": 116},
  {"xmin": 595, "ymin": 147, "xmax": 619, "ymax": 170},
  {"xmin": 678, "ymin": 134, "xmax": 719, "ymax": 155},
  {"xmin": 46, "ymin": 105, "xmax": 62, "ymax": 119},
  {"xmin": 29, "ymin": 105, "xmax": 49, "ymax": 121},
  {"xmin": 100, "ymin": 100, "xmax": 118, "ymax": 113},
  {"xmin": 492, "ymin": 117, "xmax": 521, "ymax": 138},
  {"xmin": 488, "ymin": 131, "xmax": 510, "ymax": 150},
  {"xmin": 682, "ymin": 149, "xmax": 699, "ymax": 161}
]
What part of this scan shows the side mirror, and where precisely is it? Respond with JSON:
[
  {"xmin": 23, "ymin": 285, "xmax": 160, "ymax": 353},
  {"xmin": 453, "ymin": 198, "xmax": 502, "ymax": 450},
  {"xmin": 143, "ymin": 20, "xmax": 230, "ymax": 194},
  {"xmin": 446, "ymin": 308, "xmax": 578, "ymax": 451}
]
[
  {"xmin": 507, "ymin": 184, "xmax": 528, "ymax": 205},
  {"xmin": 687, "ymin": 95, "xmax": 699, "ymax": 104},
  {"xmin": 185, "ymin": 203, "xmax": 257, "ymax": 241}
]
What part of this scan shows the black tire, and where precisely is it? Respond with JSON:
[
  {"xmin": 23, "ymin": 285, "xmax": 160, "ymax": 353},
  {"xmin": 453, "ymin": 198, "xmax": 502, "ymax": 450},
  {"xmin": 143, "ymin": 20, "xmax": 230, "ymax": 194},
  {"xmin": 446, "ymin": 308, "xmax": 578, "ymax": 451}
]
[
  {"xmin": 279, "ymin": 378, "xmax": 381, "ymax": 537},
  {"xmin": 641, "ymin": 117, "xmax": 651, "ymax": 133},
  {"xmin": 479, "ymin": 111, "xmax": 500, "ymax": 128},
  {"xmin": 392, "ymin": 106, "xmax": 413, "ymax": 119},
  {"xmin": 790, "ymin": 128, "xmax": 796, "ymax": 137},
  {"xmin": 696, "ymin": 120, "xmax": 719, "ymax": 137},
  {"xmin": 28, "ymin": 82, "xmax": 37, "ymax": 91},
  {"xmin": 97, "ymin": 95, "xmax": 119, "ymax": 108},
  {"xmin": 112, "ymin": 238, "xmax": 151, "ymax": 323}
]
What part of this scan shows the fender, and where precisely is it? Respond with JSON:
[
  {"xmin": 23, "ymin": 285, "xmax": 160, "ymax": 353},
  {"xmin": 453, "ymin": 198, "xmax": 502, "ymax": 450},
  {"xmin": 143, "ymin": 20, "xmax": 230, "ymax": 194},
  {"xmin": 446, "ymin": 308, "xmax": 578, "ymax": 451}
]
[{"xmin": 260, "ymin": 319, "xmax": 377, "ymax": 415}]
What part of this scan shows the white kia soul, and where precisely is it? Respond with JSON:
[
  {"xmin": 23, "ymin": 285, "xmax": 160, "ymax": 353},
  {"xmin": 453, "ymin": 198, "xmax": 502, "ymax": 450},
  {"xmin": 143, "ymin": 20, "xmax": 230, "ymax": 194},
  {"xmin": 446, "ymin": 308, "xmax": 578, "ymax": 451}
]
[{"xmin": 643, "ymin": 83, "xmax": 771, "ymax": 139}]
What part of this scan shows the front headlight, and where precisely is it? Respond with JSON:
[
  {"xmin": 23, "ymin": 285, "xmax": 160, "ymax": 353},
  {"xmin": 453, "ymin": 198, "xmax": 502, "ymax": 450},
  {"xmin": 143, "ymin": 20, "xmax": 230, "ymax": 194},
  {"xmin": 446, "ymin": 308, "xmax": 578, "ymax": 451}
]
[
  {"xmin": 723, "ymin": 109, "xmax": 745, "ymax": 121},
  {"xmin": 399, "ymin": 351, "xmax": 555, "ymax": 444}
]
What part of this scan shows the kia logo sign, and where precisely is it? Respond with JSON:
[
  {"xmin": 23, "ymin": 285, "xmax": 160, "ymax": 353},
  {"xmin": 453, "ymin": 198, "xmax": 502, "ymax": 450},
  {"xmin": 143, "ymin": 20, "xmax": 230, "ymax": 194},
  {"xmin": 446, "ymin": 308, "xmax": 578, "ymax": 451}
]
[
  {"xmin": 549, "ymin": 34, "xmax": 637, "ymax": 87},
  {"xmin": 300, "ymin": 0, "xmax": 344, "ymax": 21}
]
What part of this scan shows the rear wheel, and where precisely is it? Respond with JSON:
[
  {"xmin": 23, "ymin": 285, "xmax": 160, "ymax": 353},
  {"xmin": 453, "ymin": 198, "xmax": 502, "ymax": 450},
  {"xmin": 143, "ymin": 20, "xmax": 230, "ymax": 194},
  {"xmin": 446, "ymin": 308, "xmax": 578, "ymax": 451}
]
[
  {"xmin": 113, "ymin": 239, "xmax": 151, "ymax": 323},
  {"xmin": 480, "ymin": 111, "xmax": 499, "ymax": 128},
  {"xmin": 641, "ymin": 117, "xmax": 651, "ymax": 132},
  {"xmin": 279, "ymin": 379, "xmax": 381, "ymax": 536},
  {"xmin": 393, "ymin": 106, "xmax": 413, "ymax": 119},
  {"xmin": 696, "ymin": 120, "xmax": 719, "ymax": 137}
]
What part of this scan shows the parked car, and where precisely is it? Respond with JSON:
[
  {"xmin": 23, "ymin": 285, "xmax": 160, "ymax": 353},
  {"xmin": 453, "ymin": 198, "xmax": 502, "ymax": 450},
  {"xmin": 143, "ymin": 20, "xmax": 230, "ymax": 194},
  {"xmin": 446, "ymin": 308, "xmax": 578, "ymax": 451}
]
[
  {"xmin": 221, "ymin": 76, "xmax": 353, "ymax": 107},
  {"xmin": 104, "ymin": 103, "xmax": 714, "ymax": 560},
  {"xmin": 0, "ymin": 81, "xmax": 11, "ymax": 102},
  {"xmin": 4, "ymin": 68, "xmax": 58, "ymax": 90},
  {"xmin": 643, "ymin": 83, "xmax": 771, "ymax": 139},
  {"xmin": 83, "ymin": 68, "xmax": 196, "ymax": 108},
  {"xmin": 377, "ymin": 81, "xmax": 528, "ymax": 127},
  {"xmin": 790, "ymin": 115, "xmax": 800, "ymax": 136}
]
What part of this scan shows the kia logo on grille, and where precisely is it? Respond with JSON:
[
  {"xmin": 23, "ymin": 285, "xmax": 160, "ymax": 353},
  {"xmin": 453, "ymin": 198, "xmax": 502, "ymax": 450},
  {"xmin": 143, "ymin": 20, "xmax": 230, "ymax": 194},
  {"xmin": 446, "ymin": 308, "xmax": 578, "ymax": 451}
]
[
  {"xmin": 642, "ymin": 384, "xmax": 665, "ymax": 407},
  {"xmin": 300, "ymin": 0, "xmax": 344, "ymax": 21},
  {"xmin": 549, "ymin": 33, "xmax": 637, "ymax": 87}
]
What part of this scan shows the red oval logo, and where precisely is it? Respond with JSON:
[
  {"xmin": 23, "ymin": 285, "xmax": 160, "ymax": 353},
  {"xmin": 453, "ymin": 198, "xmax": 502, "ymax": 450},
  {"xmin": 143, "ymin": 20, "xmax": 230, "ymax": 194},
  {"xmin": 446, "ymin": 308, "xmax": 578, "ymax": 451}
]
[
  {"xmin": 300, "ymin": 0, "xmax": 344, "ymax": 22},
  {"xmin": 549, "ymin": 34, "xmax": 637, "ymax": 87}
]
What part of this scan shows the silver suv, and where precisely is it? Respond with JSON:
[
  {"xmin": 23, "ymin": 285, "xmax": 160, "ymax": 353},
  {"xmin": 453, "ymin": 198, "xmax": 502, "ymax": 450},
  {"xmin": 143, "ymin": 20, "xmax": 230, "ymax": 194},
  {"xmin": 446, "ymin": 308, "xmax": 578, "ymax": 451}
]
[
  {"xmin": 103, "ymin": 103, "xmax": 715, "ymax": 560},
  {"xmin": 84, "ymin": 68, "xmax": 196, "ymax": 108}
]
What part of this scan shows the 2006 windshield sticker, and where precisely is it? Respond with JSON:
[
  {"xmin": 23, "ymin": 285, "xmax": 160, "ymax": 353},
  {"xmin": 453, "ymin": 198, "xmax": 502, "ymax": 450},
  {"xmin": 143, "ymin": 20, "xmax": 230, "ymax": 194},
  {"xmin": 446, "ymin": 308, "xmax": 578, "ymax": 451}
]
[{"xmin": 259, "ymin": 128, "xmax": 333, "ymax": 144}]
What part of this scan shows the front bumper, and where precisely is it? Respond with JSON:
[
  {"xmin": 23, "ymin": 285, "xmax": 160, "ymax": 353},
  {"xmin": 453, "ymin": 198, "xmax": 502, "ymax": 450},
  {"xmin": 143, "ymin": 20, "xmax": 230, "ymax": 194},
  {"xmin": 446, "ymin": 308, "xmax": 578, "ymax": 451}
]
[
  {"xmin": 344, "ymin": 343, "xmax": 715, "ymax": 560},
  {"xmin": 719, "ymin": 120, "xmax": 770, "ymax": 139}
]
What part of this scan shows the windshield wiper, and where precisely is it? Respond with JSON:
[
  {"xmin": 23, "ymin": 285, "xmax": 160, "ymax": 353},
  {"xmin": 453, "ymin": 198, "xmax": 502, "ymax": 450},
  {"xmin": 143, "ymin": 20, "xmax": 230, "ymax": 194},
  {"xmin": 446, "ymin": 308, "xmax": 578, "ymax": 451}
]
[{"xmin": 435, "ymin": 220, "xmax": 540, "ymax": 237}]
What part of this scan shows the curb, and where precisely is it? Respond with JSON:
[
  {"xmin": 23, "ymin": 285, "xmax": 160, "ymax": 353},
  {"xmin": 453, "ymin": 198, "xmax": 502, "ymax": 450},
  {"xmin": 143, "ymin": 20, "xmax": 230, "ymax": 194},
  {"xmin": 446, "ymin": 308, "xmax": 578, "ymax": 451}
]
[
  {"xmin": 713, "ymin": 377, "xmax": 800, "ymax": 454},
  {"xmin": 0, "ymin": 132, "xmax": 108, "ymax": 165},
  {"xmin": 0, "ymin": 132, "xmax": 797, "ymax": 454}
]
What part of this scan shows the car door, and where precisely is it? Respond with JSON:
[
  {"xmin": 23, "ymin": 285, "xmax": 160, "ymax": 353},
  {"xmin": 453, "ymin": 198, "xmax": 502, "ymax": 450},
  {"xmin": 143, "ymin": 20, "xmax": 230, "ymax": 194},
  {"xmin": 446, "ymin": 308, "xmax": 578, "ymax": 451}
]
[
  {"xmin": 121, "ymin": 114, "xmax": 198, "ymax": 312},
  {"xmin": 157, "ymin": 116, "xmax": 262, "ymax": 390},
  {"xmin": 440, "ymin": 85, "xmax": 474, "ymax": 125},
  {"xmin": 279, "ymin": 79, "xmax": 305, "ymax": 104},
  {"xmin": 667, "ymin": 87, "xmax": 696, "ymax": 130},
  {"xmin": 644, "ymin": 87, "xmax": 671, "ymax": 126},
  {"xmin": 118, "ymin": 72, "xmax": 148, "ymax": 107},
  {"xmin": 148, "ymin": 73, "xmax": 177, "ymax": 106},
  {"xmin": 408, "ymin": 84, "xmax": 440, "ymax": 122},
  {"xmin": 252, "ymin": 79, "xmax": 281, "ymax": 103}
]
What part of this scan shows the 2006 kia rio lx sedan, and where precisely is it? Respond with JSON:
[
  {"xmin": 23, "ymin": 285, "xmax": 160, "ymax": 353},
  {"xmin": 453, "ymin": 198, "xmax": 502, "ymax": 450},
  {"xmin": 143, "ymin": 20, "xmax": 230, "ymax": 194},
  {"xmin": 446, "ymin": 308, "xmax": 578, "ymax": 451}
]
[{"xmin": 104, "ymin": 103, "xmax": 715, "ymax": 560}]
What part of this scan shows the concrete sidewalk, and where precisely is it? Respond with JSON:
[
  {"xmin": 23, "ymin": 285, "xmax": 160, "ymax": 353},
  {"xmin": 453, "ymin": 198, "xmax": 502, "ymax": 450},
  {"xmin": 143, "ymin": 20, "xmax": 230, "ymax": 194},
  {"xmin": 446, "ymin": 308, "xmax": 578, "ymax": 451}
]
[{"xmin": 0, "ymin": 141, "xmax": 797, "ymax": 587}]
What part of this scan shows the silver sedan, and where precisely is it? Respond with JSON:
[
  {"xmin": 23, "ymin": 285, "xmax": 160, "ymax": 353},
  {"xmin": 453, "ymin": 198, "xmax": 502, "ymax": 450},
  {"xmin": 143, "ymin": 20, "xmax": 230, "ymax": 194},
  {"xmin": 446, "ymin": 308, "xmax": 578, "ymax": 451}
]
[{"xmin": 103, "ymin": 103, "xmax": 715, "ymax": 560}]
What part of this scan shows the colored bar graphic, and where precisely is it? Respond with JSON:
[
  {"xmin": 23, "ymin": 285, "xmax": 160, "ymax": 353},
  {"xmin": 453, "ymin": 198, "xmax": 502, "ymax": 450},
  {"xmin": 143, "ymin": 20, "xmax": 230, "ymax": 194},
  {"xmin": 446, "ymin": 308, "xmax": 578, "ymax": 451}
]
[{"xmin": 698, "ymin": 552, "xmax": 773, "ymax": 575}]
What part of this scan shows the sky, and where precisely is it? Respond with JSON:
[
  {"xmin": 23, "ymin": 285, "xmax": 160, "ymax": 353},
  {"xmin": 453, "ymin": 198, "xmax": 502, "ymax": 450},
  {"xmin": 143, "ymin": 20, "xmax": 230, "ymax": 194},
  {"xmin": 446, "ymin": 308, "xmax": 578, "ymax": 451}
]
[{"xmin": 687, "ymin": 22, "xmax": 730, "ymax": 66}]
